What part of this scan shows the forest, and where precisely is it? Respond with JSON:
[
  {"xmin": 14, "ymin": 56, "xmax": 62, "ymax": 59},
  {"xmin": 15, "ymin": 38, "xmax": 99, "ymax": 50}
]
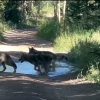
[{"xmin": 0, "ymin": 0, "xmax": 100, "ymax": 83}]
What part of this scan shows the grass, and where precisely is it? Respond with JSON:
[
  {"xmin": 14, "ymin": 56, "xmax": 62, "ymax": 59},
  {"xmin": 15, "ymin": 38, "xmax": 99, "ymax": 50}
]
[
  {"xmin": 0, "ymin": 31, "xmax": 4, "ymax": 41},
  {"xmin": 40, "ymin": 6, "xmax": 54, "ymax": 17},
  {"xmin": 53, "ymin": 28, "xmax": 100, "ymax": 82},
  {"xmin": 16, "ymin": 19, "xmax": 36, "ymax": 29},
  {"xmin": 69, "ymin": 40, "xmax": 100, "ymax": 74},
  {"xmin": 85, "ymin": 63, "xmax": 100, "ymax": 83},
  {"xmin": 0, "ymin": 21, "xmax": 16, "ymax": 41},
  {"xmin": 0, "ymin": 21, "xmax": 16, "ymax": 31},
  {"xmin": 53, "ymin": 30, "xmax": 91, "ymax": 52}
]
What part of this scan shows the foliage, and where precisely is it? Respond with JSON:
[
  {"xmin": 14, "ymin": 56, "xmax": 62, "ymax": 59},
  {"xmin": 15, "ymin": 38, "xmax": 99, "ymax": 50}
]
[
  {"xmin": 53, "ymin": 29, "xmax": 91, "ymax": 52},
  {"xmin": 40, "ymin": 5, "xmax": 54, "ymax": 17},
  {"xmin": 37, "ymin": 17, "xmax": 60, "ymax": 41},
  {"xmin": 0, "ymin": 31, "xmax": 4, "ymax": 41},
  {"xmin": 54, "ymin": 29, "xmax": 100, "ymax": 75},
  {"xmin": 65, "ymin": 0, "xmax": 100, "ymax": 31},
  {"xmin": 4, "ymin": 1, "xmax": 22, "ymax": 24},
  {"xmin": 69, "ymin": 40, "xmax": 100, "ymax": 74},
  {"xmin": 85, "ymin": 63, "xmax": 100, "ymax": 83}
]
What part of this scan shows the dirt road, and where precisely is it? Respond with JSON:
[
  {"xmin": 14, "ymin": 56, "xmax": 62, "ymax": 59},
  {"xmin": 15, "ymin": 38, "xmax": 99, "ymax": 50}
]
[{"xmin": 0, "ymin": 29, "xmax": 100, "ymax": 100}]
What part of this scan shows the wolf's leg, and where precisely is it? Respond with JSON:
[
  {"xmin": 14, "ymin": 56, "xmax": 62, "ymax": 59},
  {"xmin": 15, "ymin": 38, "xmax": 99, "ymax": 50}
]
[
  {"xmin": 13, "ymin": 66, "xmax": 17, "ymax": 73},
  {"xmin": 51, "ymin": 60, "xmax": 56, "ymax": 72},
  {"xmin": 39, "ymin": 65, "xmax": 45, "ymax": 74},
  {"xmin": 12, "ymin": 63, "xmax": 17, "ymax": 73},
  {"xmin": 0, "ymin": 62, "xmax": 6, "ymax": 72},
  {"xmin": 34, "ymin": 64, "xmax": 39, "ymax": 71},
  {"xmin": 7, "ymin": 61, "xmax": 17, "ymax": 73},
  {"xmin": 37, "ymin": 65, "xmax": 40, "ymax": 71},
  {"xmin": 42, "ymin": 63, "xmax": 50, "ymax": 75},
  {"xmin": 45, "ymin": 65, "xmax": 50, "ymax": 74},
  {"xmin": 34, "ymin": 65, "xmax": 36, "ymax": 70}
]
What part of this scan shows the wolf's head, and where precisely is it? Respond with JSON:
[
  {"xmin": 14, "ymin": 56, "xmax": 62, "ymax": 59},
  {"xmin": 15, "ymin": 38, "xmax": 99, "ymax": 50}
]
[
  {"xmin": 18, "ymin": 52, "xmax": 26, "ymax": 63},
  {"xmin": 28, "ymin": 47, "xmax": 37, "ymax": 54}
]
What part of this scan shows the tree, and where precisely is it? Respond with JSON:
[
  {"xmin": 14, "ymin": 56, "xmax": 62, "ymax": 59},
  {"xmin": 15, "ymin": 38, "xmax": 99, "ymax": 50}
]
[
  {"xmin": 4, "ymin": 1, "xmax": 22, "ymax": 24},
  {"xmin": 64, "ymin": 0, "xmax": 100, "ymax": 30}
]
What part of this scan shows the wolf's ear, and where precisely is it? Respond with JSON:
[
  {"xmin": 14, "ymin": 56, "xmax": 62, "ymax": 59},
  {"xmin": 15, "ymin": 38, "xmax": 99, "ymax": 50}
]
[{"xmin": 32, "ymin": 47, "xmax": 35, "ymax": 50}]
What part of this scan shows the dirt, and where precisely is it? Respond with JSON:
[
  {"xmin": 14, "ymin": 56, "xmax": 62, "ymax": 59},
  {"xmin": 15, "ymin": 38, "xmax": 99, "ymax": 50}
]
[{"xmin": 0, "ymin": 28, "xmax": 100, "ymax": 100}]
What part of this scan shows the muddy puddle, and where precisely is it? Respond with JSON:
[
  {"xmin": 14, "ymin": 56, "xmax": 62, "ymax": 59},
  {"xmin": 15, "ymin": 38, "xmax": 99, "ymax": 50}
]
[{"xmin": 0, "ymin": 61, "xmax": 74, "ymax": 77}]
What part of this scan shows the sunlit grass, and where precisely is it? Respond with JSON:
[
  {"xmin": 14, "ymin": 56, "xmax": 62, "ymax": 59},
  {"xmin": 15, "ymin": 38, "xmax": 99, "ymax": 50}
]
[
  {"xmin": 0, "ymin": 22, "xmax": 16, "ymax": 31},
  {"xmin": 0, "ymin": 21, "xmax": 16, "ymax": 41},
  {"xmin": 41, "ymin": 6, "xmax": 54, "ymax": 16},
  {"xmin": 0, "ymin": 31, "xmax": 4, "ymax": 41},
  {"xmin": 53, "ymin": 30, "xmax": 91, "ymax": 52},
  {"xmin": 85, "ymin": 63, "xmax": 100, "ymax": 83},
  {"xmin": 53, "ymin": 28, "xmax": 100, "ymax": 82}
]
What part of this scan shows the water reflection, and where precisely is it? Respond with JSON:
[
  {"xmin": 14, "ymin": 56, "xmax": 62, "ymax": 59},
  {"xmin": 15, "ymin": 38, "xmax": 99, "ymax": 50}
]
[{"xmin": 0, "ymin": 61, "xmax": 74, "ymax": 77}]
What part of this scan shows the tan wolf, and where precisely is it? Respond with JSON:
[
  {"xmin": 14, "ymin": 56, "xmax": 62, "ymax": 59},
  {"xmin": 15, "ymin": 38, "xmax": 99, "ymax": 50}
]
[{"xmin": 0, "ymin": 52, "xmax": 17, "ymax": 73}]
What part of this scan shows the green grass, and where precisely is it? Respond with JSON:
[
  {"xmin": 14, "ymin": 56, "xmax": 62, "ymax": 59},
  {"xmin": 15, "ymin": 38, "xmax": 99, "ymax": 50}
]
[
  {"xmin": 40, "ymin": 6, "xmax": 54, "ymax": 17},
  {"xmin": 85, "ymin": 63, "xmax": 100, "ymax": 83},
  {"xmin": 16, "ymin": 19, "xmax": 36, "ymax": 29},
  {"xmin": 53, "ymin": 30, "xmax": 91, "ymax": 52},
  {"xmin": 0, "ymin": 21, "xmax": 16, "ymax": 41},
  {"xmin": 53, "ymin": 28, "xmax": 100, "ymax": 82},
  {"xmin": 0, "ymin": 31, "xmax": 4, "ymax": 41},
  {"xmin": 0, "ymin": 22, "xmax": 16, "ymax": 31},
  {"xmin": 69, "ymin": 40, "xmax": 100, "ymax": 74}
]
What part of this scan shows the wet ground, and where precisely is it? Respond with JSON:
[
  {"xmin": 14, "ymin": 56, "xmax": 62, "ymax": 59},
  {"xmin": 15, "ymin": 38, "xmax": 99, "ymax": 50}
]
[{"xmin": 0, "ymin": 61, "xmax": 74, "ymax": 77}]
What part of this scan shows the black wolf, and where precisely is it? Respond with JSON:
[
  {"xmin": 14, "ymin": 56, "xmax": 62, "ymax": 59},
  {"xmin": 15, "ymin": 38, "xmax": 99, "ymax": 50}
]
[
  {"xmin": 29, "ymin": 47, "xmax": 55, "ymax": 56},
  {"xmin": 0, "ymin": 52, "xmax": 17, "ymax": 73},
  {"xmin": 28, "ymin": 47, "xmax": 57, "ymax": 71},
  {"xmin": 18, "ymin": 52, "xmax": 53, "ymax": 74},
  {"xmin": 29, "ymin": 47, "xmax": 68, "ymax": 61},
  {"xmin": 28, "ymin": 47, "xmax": 68, "ymax": 70}
]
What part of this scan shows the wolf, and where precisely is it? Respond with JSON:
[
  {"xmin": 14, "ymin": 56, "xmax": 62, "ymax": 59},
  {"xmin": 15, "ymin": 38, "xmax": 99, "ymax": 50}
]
[
  {"xmin": 28, "ymin": 47, "xmax": 68, "ymax": 71},
  {"xmin": 28, "ymin": 47, "xmax": 57, "ymax": 71},
  {"xmin": 0, "ymin": 52, "xmax": 17, "ymax": 73},
  {"xmin": 18, "ymin": 52, "xmax": 53, "ymax": 74}
]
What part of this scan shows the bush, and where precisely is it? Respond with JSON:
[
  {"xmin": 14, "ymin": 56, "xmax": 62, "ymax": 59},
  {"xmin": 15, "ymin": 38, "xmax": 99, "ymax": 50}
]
[
  {"xmin": 0, "ymin": 22, "xmax": 16, "ymax": 32},
  {"xmin": 69, "ymin": 40, "xmax": 100, "ymax": 74},
  {"xmin": 53, "ymin": 29, "xmax": 91, "ymax": 52},
  {"xmin": 0, "ymin": 21, "xmax": 16, "ymax": 42},
  {"xmin": 37, "ymin": 18, "xmax": 60, "ymax": 41},
  {"xmin": 4, "ymin": 1, "xmax": 22, "ymax": 24},
  {"xmin": 86, "ymin": 63, "xmax": 100, "ymax": 83},
  {"xmin": 0, "ymin": 31, "xmax": 4, "ymax": 41},
  {"xmin": 54, "ymin": 29, "xmax": 100, "ymax": 76}
]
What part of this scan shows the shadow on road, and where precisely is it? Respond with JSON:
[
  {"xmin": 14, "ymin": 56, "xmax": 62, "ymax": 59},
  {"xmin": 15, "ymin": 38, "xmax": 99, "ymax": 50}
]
[
  {"xmin": 0, "ymin": 73, "xmax": 100, "ymax": 100},
  {"xmin": 2, "ymin": 29, "xmax": 53, "ymax": 48}
]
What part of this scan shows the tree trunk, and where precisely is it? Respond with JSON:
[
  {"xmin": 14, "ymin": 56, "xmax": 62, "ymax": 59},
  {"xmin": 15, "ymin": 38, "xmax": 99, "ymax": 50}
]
[
  {"xmin": 57, "ymin": 0, "xmax": 61, "ymax": 23},
  {"xmin": 63, "ymin": 0, "xmax": 66, "ymax": 20},
  {"xmin": 64, "ymin": 0, "xmax": 69, "ymax": 32},
  {"xmin": 54, "ymin": 1, "xmax": 57, "ymax": 18}
]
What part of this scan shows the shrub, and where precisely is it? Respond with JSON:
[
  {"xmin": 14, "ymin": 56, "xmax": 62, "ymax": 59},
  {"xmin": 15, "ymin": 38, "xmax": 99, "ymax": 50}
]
[
  {"xmin": 53, "ymin": 30, "xmax": 91, "ymax": 52},
  {"xmin": 54, "ymin": 29, "xmax": 100, "ymax": 76},
  {"xmin": 0, "ymin": 31, "xmax": 4, "ymax": 41},
  {"xmin": 86, "ymin": 63, "xmax": 100, "ymax": 83},
  {"xmin": 69, "ymin": 40, "xmax": 100, "ymax": 74},
  {"xmin": 37, "ymin": 18, "xmax": 60, "ymax": 41}
]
